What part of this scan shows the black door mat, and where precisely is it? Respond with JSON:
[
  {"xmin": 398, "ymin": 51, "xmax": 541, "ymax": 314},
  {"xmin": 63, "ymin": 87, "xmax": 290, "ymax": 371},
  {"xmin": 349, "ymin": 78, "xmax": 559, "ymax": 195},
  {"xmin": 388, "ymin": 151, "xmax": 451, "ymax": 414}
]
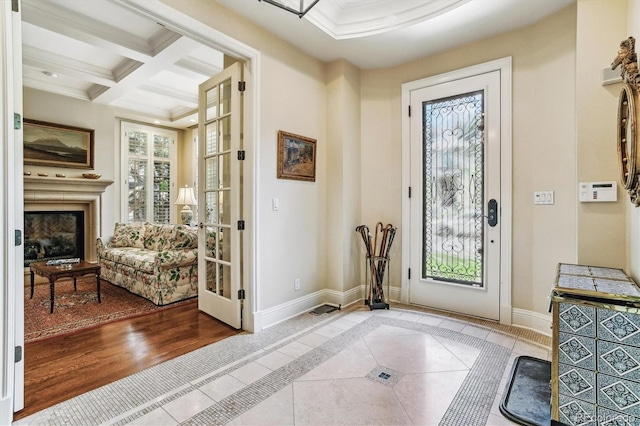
[
  {"xmin": 310, "ymin": 304, "xmax": 339, "ymax": 315},
  {"xmin": 500, "ymin": 355, "xmax": 555, "ymax": 426}
]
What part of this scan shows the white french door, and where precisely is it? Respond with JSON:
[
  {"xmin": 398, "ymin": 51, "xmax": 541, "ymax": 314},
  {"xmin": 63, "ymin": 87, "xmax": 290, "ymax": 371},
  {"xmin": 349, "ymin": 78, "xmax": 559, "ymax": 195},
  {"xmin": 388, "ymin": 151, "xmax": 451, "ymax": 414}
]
[
  {"xmin": 409, "ymin": 70, "xmax": 502, "ymax": 321},
  {"xmin": 197, "ymin": 62, "xmax": 243, "ymax": 329},
  {"xmin": 4, "ymin": 0, "xmax": 24, "ymax": 418}
]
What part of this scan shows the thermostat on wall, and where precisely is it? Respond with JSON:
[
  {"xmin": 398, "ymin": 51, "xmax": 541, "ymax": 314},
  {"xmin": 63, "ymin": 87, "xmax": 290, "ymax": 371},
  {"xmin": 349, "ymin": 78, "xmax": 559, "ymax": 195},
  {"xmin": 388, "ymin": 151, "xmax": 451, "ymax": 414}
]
[{"xmin": 579, "ymin": 181, "xmax": 617, "ymax": 202}]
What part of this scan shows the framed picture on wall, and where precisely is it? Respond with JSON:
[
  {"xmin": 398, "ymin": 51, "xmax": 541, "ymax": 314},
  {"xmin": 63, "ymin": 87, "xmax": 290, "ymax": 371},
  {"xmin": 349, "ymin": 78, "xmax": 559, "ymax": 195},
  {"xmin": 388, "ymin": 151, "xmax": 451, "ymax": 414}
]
[
  {"xmin": 277, "ymin": 130, "xmax": 316, "ymax": 182},
  {"xmin": 23, "ymin": 119, "xmax": 95, "ymax": 169}
]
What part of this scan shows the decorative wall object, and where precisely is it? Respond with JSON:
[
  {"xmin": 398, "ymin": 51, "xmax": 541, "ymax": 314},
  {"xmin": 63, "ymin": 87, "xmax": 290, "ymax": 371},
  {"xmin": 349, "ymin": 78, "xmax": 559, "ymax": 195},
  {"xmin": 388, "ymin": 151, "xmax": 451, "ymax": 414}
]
[
  {"xmin": 612, "ymin": 37, "xmax": 640, "ymax": 205},
  {"xmin": 277, "ymin": 130, "xmax": 317, "ymax": 182},
  {"xmin": 23, "ymin": 119, "xmax": 95, "ymax": 169}
]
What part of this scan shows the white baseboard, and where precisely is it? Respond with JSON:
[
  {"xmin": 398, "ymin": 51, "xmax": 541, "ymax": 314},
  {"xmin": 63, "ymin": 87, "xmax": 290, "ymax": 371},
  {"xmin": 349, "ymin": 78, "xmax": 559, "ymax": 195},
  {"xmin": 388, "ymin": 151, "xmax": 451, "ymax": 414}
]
[
  {"xmin": 388, "ymin": 285, "xmax": 401, "ymax": 302},
  {"xmin": 257, "ymin": 286, "xmax": 364, "ymax": 330},
  {"xmin": 255, "ymin": 287, "xmax": 553, "ymax": 339},
  {"xmin": 511, "ymin": 308, "xmax": 552, "ymax": 337}
]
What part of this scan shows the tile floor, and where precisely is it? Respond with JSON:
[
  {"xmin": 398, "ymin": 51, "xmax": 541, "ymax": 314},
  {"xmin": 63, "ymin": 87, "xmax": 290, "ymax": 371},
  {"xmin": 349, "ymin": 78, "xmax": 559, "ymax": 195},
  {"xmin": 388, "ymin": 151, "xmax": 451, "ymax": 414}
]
[{"xmin": 15, "ymin": 304, "xmax": 551, "ymax": 425}]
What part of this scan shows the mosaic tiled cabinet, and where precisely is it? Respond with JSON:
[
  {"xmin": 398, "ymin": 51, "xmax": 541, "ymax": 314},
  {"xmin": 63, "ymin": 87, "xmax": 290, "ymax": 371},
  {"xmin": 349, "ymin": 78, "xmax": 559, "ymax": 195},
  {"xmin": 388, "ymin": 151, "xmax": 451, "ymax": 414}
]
[{"xmin": 551, "ymin": 263, "xmax": 640, "ymax": 426}]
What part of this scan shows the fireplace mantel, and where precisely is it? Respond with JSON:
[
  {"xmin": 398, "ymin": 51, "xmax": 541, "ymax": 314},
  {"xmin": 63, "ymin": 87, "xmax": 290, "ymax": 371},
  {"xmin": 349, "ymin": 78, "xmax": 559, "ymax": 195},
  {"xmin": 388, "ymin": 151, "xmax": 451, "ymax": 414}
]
[
  {"xmin": 24, "ymin": 176, "xmax": 114, "ymax": 264},
  {"xmin": 24, "ymin": 176, "xmax": 114, "ymax": 198}
]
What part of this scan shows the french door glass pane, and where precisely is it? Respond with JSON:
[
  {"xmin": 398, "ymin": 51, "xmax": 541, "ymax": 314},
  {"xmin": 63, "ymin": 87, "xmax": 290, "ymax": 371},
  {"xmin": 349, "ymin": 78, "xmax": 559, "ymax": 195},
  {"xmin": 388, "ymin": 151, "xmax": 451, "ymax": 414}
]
[
  {"xmin": 206, "ymin": 259, "xmax": 218, "ymax": 294},
  {"xmin": 423, "ymin": 90, "xmax": 485, "ymax": 286},
  {"xmin": 220, "ymin": 263, "xmax": 231, "ymax": 300},
  {"xmin": 206, "ymin": 86, "xmax": 219, "ymax": 122},
  {"xmin": 206, "ymin": 122, "xmax": 217, "ymax": 155},
  {"xmin": 218, "ymin": 190, "xmax": 230, "ymax": 225},
  {"xmin": 205, "ymin": 157, "xmax": 217, "ymax": 190},
  {"xmin": 220, "ymin": 80, "xmax": 231, "ymax": 117},
  {"xmin": 218, "ymin": 227, "xmax": 231, "ymax": 264},
  {"xmin": 205, "ymin": 191, "xmax": 217, "ymax": 224},
  {"xmin": 221, "ymin": 116, "xmax": 231, "ymax": 152},
  {"xmin": 219, "ymin": 153, "xmax": 230, "ymax": 189}
]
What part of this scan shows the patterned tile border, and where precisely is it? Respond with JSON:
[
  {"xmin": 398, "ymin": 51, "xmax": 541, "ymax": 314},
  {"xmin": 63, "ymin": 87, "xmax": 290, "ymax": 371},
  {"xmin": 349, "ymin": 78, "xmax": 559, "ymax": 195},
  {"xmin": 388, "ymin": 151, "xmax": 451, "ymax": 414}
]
[
  {"xmin": 16, "ymin": 305, "xmax": 549, "ymax": 426},
  {"xmin": 387, "ymin": 302, "xmax": 552, "ymax": 348}
]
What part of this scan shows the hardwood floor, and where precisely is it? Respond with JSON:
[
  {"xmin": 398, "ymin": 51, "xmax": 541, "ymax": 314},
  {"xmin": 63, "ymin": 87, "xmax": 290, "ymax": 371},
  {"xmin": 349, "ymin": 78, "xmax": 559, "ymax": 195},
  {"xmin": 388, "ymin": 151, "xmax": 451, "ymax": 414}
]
[{"xmin": 14, "ymin": 301, "xmax": 240, "ymax": 421}]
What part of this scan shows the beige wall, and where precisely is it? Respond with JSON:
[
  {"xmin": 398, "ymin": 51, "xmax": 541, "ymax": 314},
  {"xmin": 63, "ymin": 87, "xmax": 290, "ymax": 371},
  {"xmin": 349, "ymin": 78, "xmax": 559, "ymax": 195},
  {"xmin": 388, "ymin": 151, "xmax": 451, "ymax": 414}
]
[
  {"xmin": 24, "ymin": 87, "xmax": 195, "ymax": 234},
  {"xmin": 165, "ymin": 0, "xmax": 330, "ymax": 311},
  {"xmin": 22, "ymin": 87, "xmax": 119, "ymax": 238},
  {"xmin": 360, "ymin": 5, "xmax": 578, "ymax": 315},
  {"xmin": 576, "ymin": 0, "xmax": 628, "ymax": 269},
  {"xmin": 326, "ymin": 59, "xmax": 362, "ymax": 295}
]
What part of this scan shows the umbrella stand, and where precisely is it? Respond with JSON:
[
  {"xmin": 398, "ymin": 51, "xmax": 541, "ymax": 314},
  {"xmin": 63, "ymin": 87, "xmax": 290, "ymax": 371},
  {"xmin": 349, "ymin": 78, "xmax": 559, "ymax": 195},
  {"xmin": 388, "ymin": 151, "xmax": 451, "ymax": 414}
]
[
  {"xmin": 364, "ymin": 255, "xmax": 390, "ymax": 310},
  {"xmin": 356, "ymin": 223, "xmax": 396, "ymax": 310}
]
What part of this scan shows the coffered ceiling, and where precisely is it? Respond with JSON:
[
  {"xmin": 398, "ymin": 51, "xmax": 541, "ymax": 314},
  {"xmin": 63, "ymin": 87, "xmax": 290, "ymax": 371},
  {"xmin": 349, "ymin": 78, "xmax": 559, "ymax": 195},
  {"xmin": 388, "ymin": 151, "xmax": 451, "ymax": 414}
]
[
  {"xmin": 20, "ymin": 0, "xmax": 575, "ymax": 129},
  {"xmin": 21, "ymin": 0, "xmax": 224, "ymax": 128}
]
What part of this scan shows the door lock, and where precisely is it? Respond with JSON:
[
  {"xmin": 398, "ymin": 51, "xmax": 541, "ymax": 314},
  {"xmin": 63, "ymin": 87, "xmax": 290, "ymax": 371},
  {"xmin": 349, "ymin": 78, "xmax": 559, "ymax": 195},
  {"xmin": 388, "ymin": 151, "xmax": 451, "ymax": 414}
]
[{"xmin": 487, "ymin": 199, "xmax": 498, "ymax": 227}]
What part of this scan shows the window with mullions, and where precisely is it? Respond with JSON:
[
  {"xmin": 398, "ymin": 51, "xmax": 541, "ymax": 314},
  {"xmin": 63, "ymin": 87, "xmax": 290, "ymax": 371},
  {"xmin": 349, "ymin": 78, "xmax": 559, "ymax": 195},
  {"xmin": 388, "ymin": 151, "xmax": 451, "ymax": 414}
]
[{"xmin": 122, "ymin": 122, "xmax": 177, "ymax": 224}]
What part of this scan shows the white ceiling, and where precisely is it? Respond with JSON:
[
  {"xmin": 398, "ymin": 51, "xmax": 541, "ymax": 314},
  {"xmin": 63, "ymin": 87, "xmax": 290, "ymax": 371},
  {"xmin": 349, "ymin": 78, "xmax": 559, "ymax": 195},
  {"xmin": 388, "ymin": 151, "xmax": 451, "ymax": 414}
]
[
  {"xmin": 221, "ymin": 0, "xmax": 575, "ymax": 69},
  {"xmin": 21, "ymin": 0, "xmax": 575, "ymax": 129}
]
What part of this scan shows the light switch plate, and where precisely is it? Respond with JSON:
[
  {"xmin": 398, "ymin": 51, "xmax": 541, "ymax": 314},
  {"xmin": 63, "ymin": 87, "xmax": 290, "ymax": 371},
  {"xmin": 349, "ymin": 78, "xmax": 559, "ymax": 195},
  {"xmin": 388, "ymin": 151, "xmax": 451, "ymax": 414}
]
[{"xmin": 534, "ymin": 191, "xmax": 554, "ymax": 205}]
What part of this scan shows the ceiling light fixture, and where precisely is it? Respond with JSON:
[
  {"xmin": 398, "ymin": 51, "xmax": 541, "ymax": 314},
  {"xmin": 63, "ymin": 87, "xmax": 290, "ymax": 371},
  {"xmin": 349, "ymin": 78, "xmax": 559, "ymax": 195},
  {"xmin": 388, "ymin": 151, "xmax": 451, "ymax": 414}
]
[
  {"xmin": 258, "ymin": 0, "xmax": 320, "ymax": 18},
  {"xmin": 42, "ymin": 71, "xmax": 58, "ymax": 78}
]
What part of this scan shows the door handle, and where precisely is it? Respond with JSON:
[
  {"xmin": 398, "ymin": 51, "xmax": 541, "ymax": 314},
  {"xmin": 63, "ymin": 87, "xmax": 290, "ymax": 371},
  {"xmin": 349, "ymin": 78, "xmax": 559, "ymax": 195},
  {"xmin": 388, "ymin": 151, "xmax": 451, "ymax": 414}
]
[{"xmin": 487, "ymin": 199, "xmax": 498, "ymax": 227}]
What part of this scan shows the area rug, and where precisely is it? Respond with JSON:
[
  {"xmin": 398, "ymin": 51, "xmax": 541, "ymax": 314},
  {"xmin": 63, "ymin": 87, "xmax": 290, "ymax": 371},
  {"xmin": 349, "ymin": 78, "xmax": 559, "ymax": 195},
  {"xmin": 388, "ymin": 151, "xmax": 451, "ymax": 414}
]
[{"xmin": 25, "ymin": 277, "xmax": 197, "ymax": 343}]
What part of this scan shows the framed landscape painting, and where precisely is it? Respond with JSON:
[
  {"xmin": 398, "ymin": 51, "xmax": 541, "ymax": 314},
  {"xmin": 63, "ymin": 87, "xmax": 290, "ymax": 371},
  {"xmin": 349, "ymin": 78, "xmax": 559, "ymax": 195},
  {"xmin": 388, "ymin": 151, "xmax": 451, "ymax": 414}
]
[
  {"xmin": 23, "ymin": 119, "xmax": 95, "ymax": 169},
  {"xmin": 277, "ymin": 130, "xmax": 316, "ymax": 182}
]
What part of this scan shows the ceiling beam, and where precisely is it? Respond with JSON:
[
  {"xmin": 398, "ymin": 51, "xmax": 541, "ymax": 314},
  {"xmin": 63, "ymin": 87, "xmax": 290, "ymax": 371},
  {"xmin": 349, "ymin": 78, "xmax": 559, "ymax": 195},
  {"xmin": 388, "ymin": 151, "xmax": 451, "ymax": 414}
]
[
  {"xmin": 139, "ymin": 82, "xmax": 198, "ymax": 106},
  {"xmin": 22, "ymin": 76, "xmax": 91, "ymax": 101},
  {"xmin": 174, "ymin": 57, "xmax": 223, "ymax": 80},
  {"xmin": 22, "ymin": 45, "xmax": 116, "ymax": 87},
  {"xmin": 91, "ymin": 36, "xmax": 201, "ymax": 104},
  {"xmin": 21, "ymin": 0, "xmax": 179, "ymax": 63}
]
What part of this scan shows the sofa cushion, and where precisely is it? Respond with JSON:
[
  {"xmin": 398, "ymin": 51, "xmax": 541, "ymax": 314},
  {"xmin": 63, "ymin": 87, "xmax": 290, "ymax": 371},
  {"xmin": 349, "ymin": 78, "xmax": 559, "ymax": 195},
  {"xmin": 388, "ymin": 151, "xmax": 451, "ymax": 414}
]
[
  {"xmin": 205, "ymin": 227, "xmax": 217, "ymax": 257},
  {"xmin": 144, "ymin": 223, "xmax": 176, "ymax": 251},
  {"xmin": 173, "ymin": 225, "xmax": 198, "ymax": 249},
  {"xmin": 157, "ymin": 249, "xmax": 198, "ymax": 269},
  {"xmin": 110, "ymin": 222, "xmax": 146, "ymax": 248},
  {"xmin": 100, "ymin": 246, "xmax": 156, "ymax": 274}
]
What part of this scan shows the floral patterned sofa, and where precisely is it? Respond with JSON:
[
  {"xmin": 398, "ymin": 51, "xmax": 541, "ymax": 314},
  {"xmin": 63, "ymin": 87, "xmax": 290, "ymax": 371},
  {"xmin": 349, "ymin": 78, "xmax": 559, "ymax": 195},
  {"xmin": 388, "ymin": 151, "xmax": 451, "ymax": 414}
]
[{"xmin": 96, "ymin": 222, "xmax": 198, "ymax": 305}]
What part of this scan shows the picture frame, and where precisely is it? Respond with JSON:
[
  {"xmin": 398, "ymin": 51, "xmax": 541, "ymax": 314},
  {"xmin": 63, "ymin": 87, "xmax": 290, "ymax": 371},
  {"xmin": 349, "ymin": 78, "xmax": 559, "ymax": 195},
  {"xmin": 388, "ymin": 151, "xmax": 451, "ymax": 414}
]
[
  {"xmin": 277, "ymin": 130, "xmax": 316, "ymax": 182},
  {"xmin": 23, "ymin": 119, "xmax": 95, "ymax": 169}
]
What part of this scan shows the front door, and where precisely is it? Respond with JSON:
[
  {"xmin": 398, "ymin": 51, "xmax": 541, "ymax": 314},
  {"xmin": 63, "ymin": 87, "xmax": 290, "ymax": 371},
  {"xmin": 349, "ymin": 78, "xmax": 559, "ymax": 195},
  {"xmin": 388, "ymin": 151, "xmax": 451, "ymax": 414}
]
[
  {"xmin": 409, "ymin": 70, "xmax": 501, "ymax": 320},
  {"xmin": 197, "ymin": 62, "xmax": 243, "ymax": 329}
]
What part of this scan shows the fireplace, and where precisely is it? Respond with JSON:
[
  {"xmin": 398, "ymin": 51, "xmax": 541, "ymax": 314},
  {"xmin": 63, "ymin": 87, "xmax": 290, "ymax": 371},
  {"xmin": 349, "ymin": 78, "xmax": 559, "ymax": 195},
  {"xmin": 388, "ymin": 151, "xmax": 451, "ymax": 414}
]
[
  {"xmin": 24, "ymin": 211, "xmax": 84, "ymax": 267},
  {"xmin": 23, "ymin": 176, "xmax": 114, "ymax": 267}
]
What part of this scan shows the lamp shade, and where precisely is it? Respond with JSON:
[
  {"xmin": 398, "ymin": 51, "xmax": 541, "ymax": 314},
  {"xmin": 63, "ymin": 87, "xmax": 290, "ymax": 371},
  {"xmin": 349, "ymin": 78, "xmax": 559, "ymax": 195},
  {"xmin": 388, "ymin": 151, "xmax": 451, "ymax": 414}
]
[{"xmin": 175, "ymin": 186, "xmax": 197, "ymax": 206}]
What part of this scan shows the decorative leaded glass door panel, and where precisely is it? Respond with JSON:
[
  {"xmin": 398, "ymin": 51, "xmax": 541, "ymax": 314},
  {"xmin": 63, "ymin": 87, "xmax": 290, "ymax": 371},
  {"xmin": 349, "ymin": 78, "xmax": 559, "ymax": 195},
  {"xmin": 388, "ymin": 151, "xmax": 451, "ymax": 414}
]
[
  {"xmin": 423, "ymin": 90, "xmax": 485, "ymax": 286},
  {"xmin": 410, "ymin": 70, "xmax": 501, "ymax": 321}
]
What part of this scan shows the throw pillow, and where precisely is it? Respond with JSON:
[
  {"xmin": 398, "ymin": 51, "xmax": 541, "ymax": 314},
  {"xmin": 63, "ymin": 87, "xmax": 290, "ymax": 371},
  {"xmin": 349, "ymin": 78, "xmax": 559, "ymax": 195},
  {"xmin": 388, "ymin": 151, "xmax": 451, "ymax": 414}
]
[
  {"xmin": 110, "ymin": 222, "xmax": 146, "ymax": 248},
  {"xmin": 173, "ymin": 225, "xmax": 198, "ymax": 249}
]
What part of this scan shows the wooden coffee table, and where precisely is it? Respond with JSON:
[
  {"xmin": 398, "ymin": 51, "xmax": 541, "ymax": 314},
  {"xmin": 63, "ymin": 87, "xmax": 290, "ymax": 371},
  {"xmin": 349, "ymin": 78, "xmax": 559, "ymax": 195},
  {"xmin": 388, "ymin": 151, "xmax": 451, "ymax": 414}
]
[{"xmin": 29, "ymin": 260, "xmax": 101, "ymax": 314}]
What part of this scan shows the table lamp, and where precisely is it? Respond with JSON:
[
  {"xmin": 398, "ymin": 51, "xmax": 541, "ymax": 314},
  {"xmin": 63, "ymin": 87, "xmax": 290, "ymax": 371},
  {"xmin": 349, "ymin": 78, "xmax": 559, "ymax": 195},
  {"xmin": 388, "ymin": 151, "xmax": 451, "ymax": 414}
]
[{"xmin": 175, "ymin": 186, "xmax": 197, "ymax": 225}]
